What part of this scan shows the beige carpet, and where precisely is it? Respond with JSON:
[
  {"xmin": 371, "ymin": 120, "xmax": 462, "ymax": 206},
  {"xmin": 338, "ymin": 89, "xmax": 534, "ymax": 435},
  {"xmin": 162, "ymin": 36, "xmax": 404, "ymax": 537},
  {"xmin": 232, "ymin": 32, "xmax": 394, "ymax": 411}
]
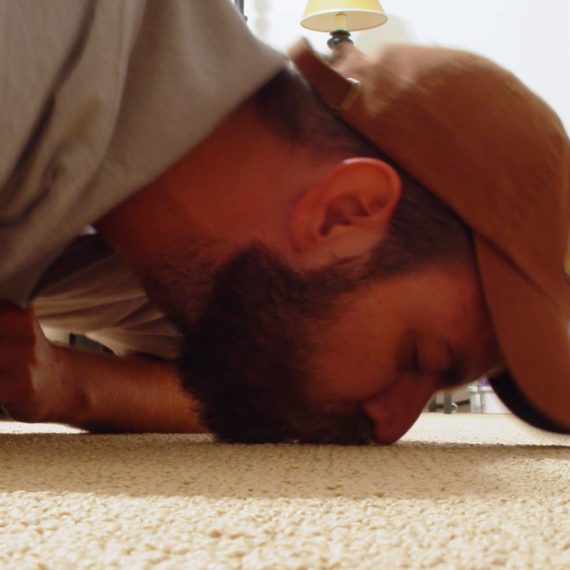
[{"xmin": 1, "ymin": 414, "xmax": 569, "ymax": 570}]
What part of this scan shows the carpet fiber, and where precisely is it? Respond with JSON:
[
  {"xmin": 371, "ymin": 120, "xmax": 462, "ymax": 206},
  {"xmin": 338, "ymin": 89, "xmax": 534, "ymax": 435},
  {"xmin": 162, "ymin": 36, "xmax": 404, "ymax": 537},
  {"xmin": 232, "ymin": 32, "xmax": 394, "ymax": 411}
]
[{"xmin": 1, "ymin": 414, "xmax": 569, "ymax": 569}]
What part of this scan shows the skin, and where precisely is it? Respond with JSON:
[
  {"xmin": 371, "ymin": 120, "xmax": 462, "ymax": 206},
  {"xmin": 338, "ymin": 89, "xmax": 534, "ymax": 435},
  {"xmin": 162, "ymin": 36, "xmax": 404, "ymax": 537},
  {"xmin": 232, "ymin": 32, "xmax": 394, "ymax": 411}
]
[
  {"xmin": 96, "ymin": 94, "xmax": 503, "ymax": 443},
  {"xmin": 304, "ymin": 263, "xmax": 502, "ymax": 443},
  {"xmin": 0, "ymin": 301, "xmax": 205, "ymax": 433},
  {"xmin": 0, "ymin": 92, "xmax": 503, "ymax": 442}
]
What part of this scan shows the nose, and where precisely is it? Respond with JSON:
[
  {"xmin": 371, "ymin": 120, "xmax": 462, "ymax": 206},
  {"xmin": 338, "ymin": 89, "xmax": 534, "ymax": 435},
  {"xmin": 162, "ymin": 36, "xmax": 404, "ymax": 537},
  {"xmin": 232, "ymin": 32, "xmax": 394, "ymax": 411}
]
[{"xmin": 362, "ymin": 374, "xmax": 439, "ymax": 444}]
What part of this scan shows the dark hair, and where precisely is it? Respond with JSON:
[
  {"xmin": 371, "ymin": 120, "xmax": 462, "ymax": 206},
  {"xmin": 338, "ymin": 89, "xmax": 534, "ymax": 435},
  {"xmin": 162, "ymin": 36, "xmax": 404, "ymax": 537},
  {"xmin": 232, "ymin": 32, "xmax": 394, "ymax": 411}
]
[
  {"xmin": 178, "ymin": 243, "xmax": 378, "ymax": 444},
  {"xmin": 255, "ymin": 67, "xmax": 474, "ymax": 276}
]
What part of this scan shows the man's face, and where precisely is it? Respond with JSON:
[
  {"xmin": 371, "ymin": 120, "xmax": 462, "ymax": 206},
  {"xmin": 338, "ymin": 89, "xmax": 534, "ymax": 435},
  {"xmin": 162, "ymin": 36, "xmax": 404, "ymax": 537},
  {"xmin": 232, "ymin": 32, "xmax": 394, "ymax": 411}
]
[
  {"xmin": 174, "ymin": 243, "xmax": 502, "ymax": 445},
  {"xmin": 302, "ymin": 260, "xmax": 502, "ymax": 444}
]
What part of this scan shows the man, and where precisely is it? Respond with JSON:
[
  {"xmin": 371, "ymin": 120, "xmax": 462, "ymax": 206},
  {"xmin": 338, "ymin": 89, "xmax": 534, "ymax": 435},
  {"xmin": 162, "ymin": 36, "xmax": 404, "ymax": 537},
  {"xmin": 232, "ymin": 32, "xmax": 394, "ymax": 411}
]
[{"xmin": 1, "ymin": 0, "xmax": 569, "ymax": 444}]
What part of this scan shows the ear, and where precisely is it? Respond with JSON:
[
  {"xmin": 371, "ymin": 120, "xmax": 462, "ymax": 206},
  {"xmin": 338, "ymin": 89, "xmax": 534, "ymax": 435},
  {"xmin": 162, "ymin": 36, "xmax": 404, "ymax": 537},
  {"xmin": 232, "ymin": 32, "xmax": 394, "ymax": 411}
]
[{"xmin": 290, "ymin": 158, "xmax": 402, "ymax": 265}]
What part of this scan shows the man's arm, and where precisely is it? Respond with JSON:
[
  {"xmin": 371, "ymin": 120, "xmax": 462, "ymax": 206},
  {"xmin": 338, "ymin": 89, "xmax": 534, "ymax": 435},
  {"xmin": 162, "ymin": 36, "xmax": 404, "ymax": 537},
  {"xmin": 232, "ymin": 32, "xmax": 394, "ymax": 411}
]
[{"xmin": 0, "ymin": 302, "xmax": 207, "ymax": 433}]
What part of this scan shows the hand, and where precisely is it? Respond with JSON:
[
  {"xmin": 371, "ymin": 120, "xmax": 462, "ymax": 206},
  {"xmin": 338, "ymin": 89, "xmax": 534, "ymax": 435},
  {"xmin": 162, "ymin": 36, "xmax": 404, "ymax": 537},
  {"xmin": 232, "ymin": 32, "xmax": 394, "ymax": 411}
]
[
  {"xmin": 0, "ymin": 301, "xmax": 63, "ymax": 422},
  {"xmin": 0, "ymin": 302, "xmax": 208, "ymax": 432}
]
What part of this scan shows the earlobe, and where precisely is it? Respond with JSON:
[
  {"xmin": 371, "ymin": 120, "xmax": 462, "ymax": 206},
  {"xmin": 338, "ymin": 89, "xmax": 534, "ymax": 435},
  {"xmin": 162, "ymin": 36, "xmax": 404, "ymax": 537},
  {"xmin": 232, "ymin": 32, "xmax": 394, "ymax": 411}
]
[{"xmin": 290, "ymin": 158, "xmax": 402, "ymax": 262}]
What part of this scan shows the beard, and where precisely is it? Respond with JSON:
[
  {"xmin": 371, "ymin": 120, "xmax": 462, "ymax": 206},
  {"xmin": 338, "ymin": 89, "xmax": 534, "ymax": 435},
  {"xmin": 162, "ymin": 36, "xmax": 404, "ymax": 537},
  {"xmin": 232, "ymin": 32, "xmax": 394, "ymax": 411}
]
[{"xmin": 144, "ymin": 240, "xmax": 375, "ymax": 444}]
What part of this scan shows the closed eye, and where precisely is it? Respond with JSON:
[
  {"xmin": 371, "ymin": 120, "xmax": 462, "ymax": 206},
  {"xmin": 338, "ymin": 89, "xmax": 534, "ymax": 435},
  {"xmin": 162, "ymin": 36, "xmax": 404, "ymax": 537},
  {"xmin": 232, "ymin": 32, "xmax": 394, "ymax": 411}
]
[{"xmin": 405, "ymin": 332, "xmax": 467, "ymax": 387}]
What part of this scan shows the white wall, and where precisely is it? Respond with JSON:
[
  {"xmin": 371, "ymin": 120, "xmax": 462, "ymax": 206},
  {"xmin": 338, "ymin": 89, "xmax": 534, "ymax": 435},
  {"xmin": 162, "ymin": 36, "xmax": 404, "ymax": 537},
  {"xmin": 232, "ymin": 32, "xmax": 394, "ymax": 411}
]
[{"xmin": 245, "ymin": 0, "xmax": 570, "ymax": 129}]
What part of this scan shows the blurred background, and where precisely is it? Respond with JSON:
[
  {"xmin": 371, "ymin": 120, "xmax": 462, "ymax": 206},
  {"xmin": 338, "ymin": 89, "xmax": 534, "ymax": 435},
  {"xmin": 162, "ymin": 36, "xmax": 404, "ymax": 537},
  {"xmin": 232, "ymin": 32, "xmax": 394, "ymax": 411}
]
[{"xmin": 243, "ymin": 0, "xmax": 569, "ymax": 130}]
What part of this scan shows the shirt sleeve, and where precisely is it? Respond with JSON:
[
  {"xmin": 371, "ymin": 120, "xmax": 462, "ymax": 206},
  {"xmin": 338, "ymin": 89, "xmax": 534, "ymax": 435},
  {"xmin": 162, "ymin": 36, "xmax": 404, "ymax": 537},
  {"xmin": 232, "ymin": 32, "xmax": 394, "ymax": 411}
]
[{"xmin": 1, "ymin": 0, "xmax": 285, "ymax": 305}]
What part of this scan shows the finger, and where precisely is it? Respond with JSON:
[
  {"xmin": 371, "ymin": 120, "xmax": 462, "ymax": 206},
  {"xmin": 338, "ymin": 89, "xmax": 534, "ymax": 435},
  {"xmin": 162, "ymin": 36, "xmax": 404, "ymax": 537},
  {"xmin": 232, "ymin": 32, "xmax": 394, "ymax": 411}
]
[
  {"xmin": 0, "ymin": 303, "xmax": 36, "ymax": 340},
  {"xmin": 0, "ymin": 327, "xmax": 37, "ymax": 344},
  {"xmin": 0, "ymin": 346, "xmax": 36, "ymax": 373},
  {"xmin": 0, "ymin": 300, "xmax": 27, "ymax": 313},
  {"xmin": 0, "ymin": 347, "xmax": 35, "ymax": 404}
]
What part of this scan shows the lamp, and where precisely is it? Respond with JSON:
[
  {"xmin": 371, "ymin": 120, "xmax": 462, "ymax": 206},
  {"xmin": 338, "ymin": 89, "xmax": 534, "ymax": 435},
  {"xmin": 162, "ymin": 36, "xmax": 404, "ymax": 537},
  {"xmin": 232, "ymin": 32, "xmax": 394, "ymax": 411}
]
[
  {"xmin": 234, "ymin": 0, "xmax": 246, "ymax": 20},
  {"xmin": 301, "ymin": 0, "xmax": 387, "ymax": 49}
]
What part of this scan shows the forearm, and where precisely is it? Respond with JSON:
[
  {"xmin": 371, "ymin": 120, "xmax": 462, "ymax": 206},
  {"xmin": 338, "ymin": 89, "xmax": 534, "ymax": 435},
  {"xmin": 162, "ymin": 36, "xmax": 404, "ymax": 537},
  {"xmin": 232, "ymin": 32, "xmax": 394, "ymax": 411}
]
[{"xmin": 49, "ymin": 344, "xmax": 208, "ymax": 434}]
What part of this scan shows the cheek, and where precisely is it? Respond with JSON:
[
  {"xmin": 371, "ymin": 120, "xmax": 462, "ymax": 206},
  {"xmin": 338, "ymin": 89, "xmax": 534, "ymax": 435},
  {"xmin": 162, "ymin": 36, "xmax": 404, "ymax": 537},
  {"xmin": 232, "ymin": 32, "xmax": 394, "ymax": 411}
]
[{"xmin": 309, "ymin": 330, "xmax": 400, "ymax": 404}]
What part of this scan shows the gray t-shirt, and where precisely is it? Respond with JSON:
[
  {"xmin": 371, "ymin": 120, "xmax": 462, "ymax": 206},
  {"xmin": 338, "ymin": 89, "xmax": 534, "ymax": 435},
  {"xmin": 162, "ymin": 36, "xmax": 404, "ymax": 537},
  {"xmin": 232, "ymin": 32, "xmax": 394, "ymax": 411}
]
[{"xmin": 0, "ymin": 0, "xmax": 284, "ymax": 304}]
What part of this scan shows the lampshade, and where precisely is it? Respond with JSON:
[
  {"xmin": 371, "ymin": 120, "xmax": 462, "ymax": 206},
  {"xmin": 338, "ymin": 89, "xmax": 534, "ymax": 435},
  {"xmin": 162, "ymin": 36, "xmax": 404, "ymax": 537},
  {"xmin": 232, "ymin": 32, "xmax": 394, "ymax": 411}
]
[{"xmin": 301, "ymin": 0, "xmax": 387, "ymax": 32}]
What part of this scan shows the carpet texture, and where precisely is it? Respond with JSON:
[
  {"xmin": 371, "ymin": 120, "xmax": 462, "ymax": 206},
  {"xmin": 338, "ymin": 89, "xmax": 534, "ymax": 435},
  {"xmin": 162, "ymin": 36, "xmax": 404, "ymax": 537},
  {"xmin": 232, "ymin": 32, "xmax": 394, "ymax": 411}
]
[{"xmin": 1, "ymin": 414, "xmax": 569, "ymax": 569}]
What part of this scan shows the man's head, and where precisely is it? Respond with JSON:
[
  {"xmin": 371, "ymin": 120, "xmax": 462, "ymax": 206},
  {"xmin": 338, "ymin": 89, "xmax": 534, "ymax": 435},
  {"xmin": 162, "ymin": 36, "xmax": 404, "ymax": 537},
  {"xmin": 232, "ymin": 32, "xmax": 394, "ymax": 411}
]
[
  {"xmin": 98, "ymin": 40, "xmax": 569, "ymax": 442},
  {"xmin": 167, "ymin": 66, "xmax": 500, "ymax": 444},
  {"xmin": 288, "ymin": 39, "xmax": 570, "ymax": 435}
]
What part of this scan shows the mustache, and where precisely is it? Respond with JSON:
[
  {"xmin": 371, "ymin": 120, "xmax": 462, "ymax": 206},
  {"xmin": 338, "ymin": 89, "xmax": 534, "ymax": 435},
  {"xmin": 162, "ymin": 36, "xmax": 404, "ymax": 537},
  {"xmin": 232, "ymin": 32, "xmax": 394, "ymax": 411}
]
[{"xmin": 282, "ymin": 406, "xmax": 377, "ymax": 445}]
